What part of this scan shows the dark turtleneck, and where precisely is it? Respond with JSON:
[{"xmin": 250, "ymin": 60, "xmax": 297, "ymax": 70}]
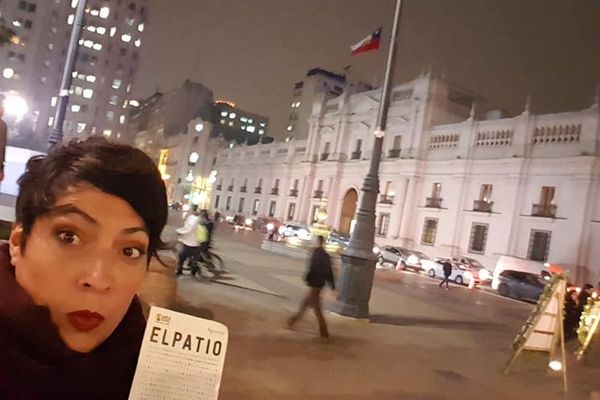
[{"xmin": 0, "ymin": 243, "xmax": 146, "ymax": 399}]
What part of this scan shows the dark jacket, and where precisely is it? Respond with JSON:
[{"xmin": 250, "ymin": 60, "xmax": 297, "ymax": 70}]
[
  {"xmin": 442, "ymin": 261, "xmax": 453, "ymax": 277},
  {"xmin": 305, "ymin": 247, "xmax": 335, "ymax": 289},
  {"xmin": 0, "ymin": 244, "xmax": 146, "ymax": 400}
]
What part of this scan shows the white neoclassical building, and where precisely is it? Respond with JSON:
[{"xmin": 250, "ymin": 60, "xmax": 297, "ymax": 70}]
[{"xmin": 211, "ymin": 73, "xmax": 600, "ymax": 284}]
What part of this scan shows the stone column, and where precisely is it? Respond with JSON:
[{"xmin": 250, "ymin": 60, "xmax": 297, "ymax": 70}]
[
  {"xmin": 398, "ymin": 176, "xmax": 420, "ymax": 246},
  {"xmin": 388, "ymin": 177, "xmax": 408, "ymax": 239}
]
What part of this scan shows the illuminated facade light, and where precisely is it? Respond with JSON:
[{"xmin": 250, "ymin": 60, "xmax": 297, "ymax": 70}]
[
  {"xmin": 2, "ymin": 67, "xmax": 15, "ymax": 79},
  {"xmin": 82, "ymin": 88, "xmax": 94, "ymax": 99},
  {"xmin": 99, "ymin": 7, "xmax": 110, "ymax": 19}
]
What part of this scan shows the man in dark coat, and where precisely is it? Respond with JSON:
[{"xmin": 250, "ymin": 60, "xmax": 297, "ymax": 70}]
[
  {"xmin": 288, "ymin": 235, "xmax": 335, "ymax": 338},
  {"xmin": 438, "ymin": 260, "xmax": 453, "ymax": 290}
]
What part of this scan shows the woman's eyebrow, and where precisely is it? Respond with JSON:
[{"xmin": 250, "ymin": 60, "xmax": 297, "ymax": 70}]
[
  {"xmin": 47, "ymin": 204, "xmax": 97, "ymax": 224},
  {"xmin": 121, "ymin": 227, "xmax": 148, "ymax": 235}
]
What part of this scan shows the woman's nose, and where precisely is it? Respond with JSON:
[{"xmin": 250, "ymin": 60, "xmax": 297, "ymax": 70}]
[{"xmin": 78, "ymin": 257, "xmax": 115, "ymax": 292}]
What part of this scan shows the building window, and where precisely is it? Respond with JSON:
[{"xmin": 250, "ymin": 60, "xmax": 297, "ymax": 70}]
[
  {"xmin": 112, "ymin": 79, "xmax": 122, "ymax": 89},
  {"xmin": 540, "ymin": 186, "xmax": 555, "ymax": 205},
  {"xmin": 421, "ymin": 218, "xmax": 438, "ymax": 246},
  {"xmin": 226, "ymin": 196, "xmax": 231, "ymax": 211},
  {"xmin": 426, "ymin": 183, "xmax": 443, "ymax": 208},
  {"xmin": 480, "ymin": 184, "xmax": 493, "ymax": 202},
  {"xmin": 215, "ymin": 195, "xmax": 220, "ymax": 209},
  {"xmin": 432, "ymin": 182, "xmax": 442, "ymax": 199},
  {"xmin": 311, "ymin": 205, "xmax": 320, "ymax": 223},
  {"xmin": 82, "ymin": 88, "xmax": 94, "ymax": 99},
  {"xmin": 287, "ymin": 203, "xmax": 296, "ymax": 221},
  {"xmin": 188, "ymin": 152, "xmax": 199, "ymax": 165},
  {"xmin": 528, "ymin": 230, "xmax": 551, "ymax": 262},
  {"xmin": 252, "ymin": 199, "xmax": 259, "ymax": 216},
  {"xmin": 377, "ymin": 214, "xmax": 390, "ymax": 237},
  {"xmin": 268, "ymin": 201, "xmax": 276, "ymax": 217},
  {"xmin": 533, "ymin": 186, "xmax": 557, "ymax": 217},
  {"xmin": 469, "ymin": 223, "xmax": 488, "ymax": 254},
  {"xmin": 238, "ymin": 198, "xmax": 245, "ymax": 213}
]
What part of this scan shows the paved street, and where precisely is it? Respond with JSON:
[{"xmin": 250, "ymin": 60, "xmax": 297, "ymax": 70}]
[{"xmin": 156, "ymin": 216, "xmax": 600, "ymax": 400}]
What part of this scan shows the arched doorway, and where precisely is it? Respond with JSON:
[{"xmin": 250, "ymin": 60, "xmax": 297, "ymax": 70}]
[{"xmin": 339, "ymin": 189, "xmax": 358, "ymax": 235}]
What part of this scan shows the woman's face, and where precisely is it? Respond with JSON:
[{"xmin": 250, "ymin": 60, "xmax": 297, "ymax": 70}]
[{"xmin": 9, "ymin": 185, "xmax": 149, "ymax": 353}]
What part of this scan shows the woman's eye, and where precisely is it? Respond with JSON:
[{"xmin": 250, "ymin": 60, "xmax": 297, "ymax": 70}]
[
  {"xmin": 122, "ymin": 247, "xmax": 144, "ymax": 259},
  {"xmin": 57, "ymin": 231, "xmax": 81, "ymax": 245}
]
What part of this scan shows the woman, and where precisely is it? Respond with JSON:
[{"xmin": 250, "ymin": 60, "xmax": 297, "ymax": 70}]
[{"xmin": 0, "ymin": 138, "xmax": 168, "ymax": 399}]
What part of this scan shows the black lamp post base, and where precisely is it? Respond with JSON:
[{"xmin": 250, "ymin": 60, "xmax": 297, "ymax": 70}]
[{"xmin": 330, "ymin": 253, "xmax": 376, "ymax": 319}]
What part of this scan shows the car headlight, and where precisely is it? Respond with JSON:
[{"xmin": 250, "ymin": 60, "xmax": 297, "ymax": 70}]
[
  {"xmin": 491, "ymin": 278, "xmax": 500, "ymax": 290},
  {"xmin": 464, "ymin": 271, "xmax": 473, "ymax": 280},
  {"xmin": 407, "ymin": 255, "xmax": 419, "ymax": 265},
  {"xmin": 245, "ymin": 218, "xmax": 253, "ymax": 225},
  {"xmin": 479, "ymin": 269, "xmax": 490, "ymax": 281},
  {"xmin": 372, "ymin": 246, "xmax": 380, "ymax": 254}
]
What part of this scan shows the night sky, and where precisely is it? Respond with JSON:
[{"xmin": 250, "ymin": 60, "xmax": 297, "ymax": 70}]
[{"xmin": 135, "ymin": 0, "xmax": 600, "ymax": 139}]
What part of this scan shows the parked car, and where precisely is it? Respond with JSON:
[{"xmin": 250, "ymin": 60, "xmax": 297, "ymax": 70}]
[
  {"xmin": 378, "ymin": 246, "xmax": 413, "ymax": 268},
  {"xmin": 424, "ymin": 259, "xmax": 471, "ymax": 285},
  {"xmin": 492, "ymin": 255, "xmax": 566, "ymax": 284},
  {"xmin": 328, "ymin": 232, "xmax": 350, "ymax": 248},
  {"xmin": 280, "ymin": 223, "xmax": 311, "ymax": 240},
  {"xmin": 452, "ymin": 256, "xmax": 492, "ymax": 284},
  {"xmin": 494, "ymin": 270, "xmax": 546, "ymax": 302},
  {"xmin": 399, "ymin": 250, "xmax": 435, "ymax": 272}
]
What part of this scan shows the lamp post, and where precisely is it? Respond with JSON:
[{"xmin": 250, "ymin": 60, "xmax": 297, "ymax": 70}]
[
  {"xmin": 48, "ymin": 0, "xmax": 87, "ymax": 149},
  {"xmin": 331, "ymin": 0, "xmax": 404, "ymax": 319}
]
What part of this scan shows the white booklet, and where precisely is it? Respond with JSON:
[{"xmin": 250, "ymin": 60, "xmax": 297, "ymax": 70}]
[{"xmin": 129, "ymin": 306, "xmax": 229, "ymax": 400}]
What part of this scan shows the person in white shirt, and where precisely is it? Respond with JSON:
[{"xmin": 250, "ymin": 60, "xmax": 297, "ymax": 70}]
[{"xmin": 175, "ymin": 205, "xmax": 200, "ymax": 275}]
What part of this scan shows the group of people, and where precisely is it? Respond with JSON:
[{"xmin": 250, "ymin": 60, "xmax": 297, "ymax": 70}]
[
  {"xmin": 564, "ymin": 282, "xmax": 598, "ymax": 339},
  {"xmin": 175, "ymin": 205, "xmax": 218, "ymax": 277}
]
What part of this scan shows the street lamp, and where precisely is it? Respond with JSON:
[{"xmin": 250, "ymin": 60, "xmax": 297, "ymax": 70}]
[
  {"xmin": 3, "ymin": 93, "xmax": 28, "ymax": 119},
  {"xmin": 48, "ymin": 0, "xmax": 87, "ymax": 149},
  {"xmin": 330, "ymin": 0, "xmax": 404, "ymax": 319}
]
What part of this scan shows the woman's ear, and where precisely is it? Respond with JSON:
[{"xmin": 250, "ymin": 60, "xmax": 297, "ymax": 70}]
[{"xmin": 9, "ymin": 224, "xmax": 24, "ymax": 266}]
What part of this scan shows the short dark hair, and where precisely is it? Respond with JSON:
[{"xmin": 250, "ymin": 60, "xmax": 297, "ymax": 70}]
[{"xmin": 16, "ymin": 137, "xmax": 168, "ymax": 263}]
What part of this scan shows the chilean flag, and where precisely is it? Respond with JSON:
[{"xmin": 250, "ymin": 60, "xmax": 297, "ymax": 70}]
[{"xmin": 351, "ymin": 27, "xmax": 382, "ymax": 56}]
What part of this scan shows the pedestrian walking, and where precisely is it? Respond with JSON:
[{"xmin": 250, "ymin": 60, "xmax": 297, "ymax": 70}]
[
  {"xmin": 0, "ymin": 137, "xmax": 168, "ymax": 398},
  {"xmin": 438, "ymin": 260, "xmax": 453, "ymax": 290},
  {"xmin": 175, "ymin": 205, "xmax": 200, "ymax": 275},
  {"xmin": 288, "ymin": 235, "xmax": 335, "ymax": 338}
]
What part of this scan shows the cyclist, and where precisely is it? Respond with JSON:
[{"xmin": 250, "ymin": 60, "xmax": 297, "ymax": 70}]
[
  {"xmin": 195, "ymin": 209, "xmax": 218, "ymax": 275},
  {"xmin": 175, "ymin": 205, "xmax": 200, "ymax": 276}
]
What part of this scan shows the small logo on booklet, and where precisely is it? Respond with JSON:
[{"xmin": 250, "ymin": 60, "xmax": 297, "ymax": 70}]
[{"xmin": 156, "ymin": 313, "xmax": 171, "ymax": 325}]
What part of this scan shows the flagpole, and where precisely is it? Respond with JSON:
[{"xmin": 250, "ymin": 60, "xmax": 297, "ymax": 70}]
[{"xmin": 331, "ymin": 0, "xmax": 404, "ymax": 319}]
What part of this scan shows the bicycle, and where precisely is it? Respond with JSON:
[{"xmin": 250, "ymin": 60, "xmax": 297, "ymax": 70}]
[{"xmin": 183, "ymin": 247, "xmax": 226, "ymax": 277}]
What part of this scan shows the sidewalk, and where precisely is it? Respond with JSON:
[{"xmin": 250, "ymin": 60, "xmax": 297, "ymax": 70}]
[{"xmin": 151, "ymin": 227, "xmax": 600, "ymax": 400}]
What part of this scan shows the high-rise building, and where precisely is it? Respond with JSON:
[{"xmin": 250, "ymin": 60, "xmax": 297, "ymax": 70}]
[
  {"xmin": 0, "ymin": 0, "xmax": 148, "ymax": 150},
  {"xmin": 285, "ymin": 68, "xmax": 347, "ymax": 141},
  {"xmin": 214, "ymin": 100, "xmax": 270, "ymax": 145}
]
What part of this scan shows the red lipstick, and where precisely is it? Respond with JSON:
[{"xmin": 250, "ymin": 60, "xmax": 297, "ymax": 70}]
[{"xmin": 67, "ymin": 310, "xmax": 105, "ymax": 332}]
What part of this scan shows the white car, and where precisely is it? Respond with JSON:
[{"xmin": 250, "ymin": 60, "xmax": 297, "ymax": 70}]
[
  {"xmin": 424, "ymin": 259, "xmax": 472, "ymax": 285},
  {"xmin": 280, "ymin": 223, "xmax": 311, "ymax": 240},
  {"xmin": 452, "ymin": 256, "xmax": 492, "ymax": 284}
]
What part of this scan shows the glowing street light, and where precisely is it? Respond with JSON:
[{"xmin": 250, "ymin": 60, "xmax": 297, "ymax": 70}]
[{"xmin": 3, "ymin": 93, "xmax": 28, "ymax": 118}]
